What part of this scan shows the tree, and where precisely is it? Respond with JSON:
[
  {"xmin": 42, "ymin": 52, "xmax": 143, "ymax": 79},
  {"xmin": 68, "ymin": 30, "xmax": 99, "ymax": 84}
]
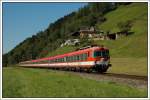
[{"xmin": 2, "ymin": 54, "xmax": 8, "ymax": 67}]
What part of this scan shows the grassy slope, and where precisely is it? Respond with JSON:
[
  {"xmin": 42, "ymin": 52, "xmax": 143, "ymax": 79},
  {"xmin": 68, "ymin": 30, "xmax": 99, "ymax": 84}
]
[
  {"xmin": 95, "ymin": 3, "xmax": 148, "ymax": 76},
  {"xmin": 46, "ymin": 46, "xmax": 77, "ymax": 57},
  {"xmin": 107, "ymin": 58, "xmax": 147, "ymax": 76},
  {"xmin": 46, "ymin": 3, "xmax": 148, "ymax": 76},
  {"xmin": 3, "ymin": 67, "xmax": 147, "ymax": 97},
  {"xmin": 96, "ymin": 3, "xmax": 148, "ymax": 57}
]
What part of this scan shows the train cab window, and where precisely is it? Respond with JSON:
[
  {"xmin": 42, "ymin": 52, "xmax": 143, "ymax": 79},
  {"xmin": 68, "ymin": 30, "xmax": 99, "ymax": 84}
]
[
  {"xmin": 94, "ymin": 50, "xmax": 109, "ymax": 57},
  {"xmin": 94, "ymin": 51, "xmax": 101, "ymax": 57}
]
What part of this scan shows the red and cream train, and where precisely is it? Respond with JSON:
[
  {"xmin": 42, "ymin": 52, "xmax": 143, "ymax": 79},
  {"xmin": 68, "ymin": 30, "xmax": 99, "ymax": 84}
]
[{"xmin": 19, "ymin": 45, "xmax": 111, "ymax": 73}]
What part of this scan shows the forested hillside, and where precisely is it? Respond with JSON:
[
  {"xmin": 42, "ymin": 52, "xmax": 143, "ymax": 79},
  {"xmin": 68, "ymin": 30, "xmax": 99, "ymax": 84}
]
[{"xmin": 3, "ymin": 2, "xmax": 142, "ymax": 66}]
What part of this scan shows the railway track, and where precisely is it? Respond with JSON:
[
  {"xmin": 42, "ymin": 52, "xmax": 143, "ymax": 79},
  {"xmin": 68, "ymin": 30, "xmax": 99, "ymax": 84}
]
[
  {"xmin": 102, "ymin": 73, "xmax": 148, "ymax": 81},
  {"xmin": 28, "ymin": 66, "xmax": 147, "ymax": 81},
  {"xmin": 59, "ymin": 70, "xmax": 148, "ymax": 81},
  {"xmin": 23, "ymin": 67, "xmax": 148, "ymax": 89},
  {"xmin": 57, "ymin": 70, "xmax": 148, "ymax": 89},
  {"xmin": 63, "ymin": 72, "xmax": 148, "ymax": 88}
]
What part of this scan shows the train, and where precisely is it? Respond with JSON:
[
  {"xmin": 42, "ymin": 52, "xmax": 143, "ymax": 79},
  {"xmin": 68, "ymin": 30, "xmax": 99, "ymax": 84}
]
[{"xmin": 19, "ymin": 45, "xmax": 111, "ymax": 73}]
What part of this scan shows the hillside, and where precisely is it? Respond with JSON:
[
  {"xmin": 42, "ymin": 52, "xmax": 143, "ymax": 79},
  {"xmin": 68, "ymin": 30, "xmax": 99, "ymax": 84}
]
[
  {"xmin": 96, "ymin": 3, "xmax": 148, "ymax": 57},
  {"xmin": 47, "ymin": 3, "xmax": 148, "ymax": 58}
]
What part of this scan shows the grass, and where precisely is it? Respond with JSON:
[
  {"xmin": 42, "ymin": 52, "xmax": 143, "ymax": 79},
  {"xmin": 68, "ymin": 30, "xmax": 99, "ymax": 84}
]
[
  {"xmin": 2, "ymin": 67, "xmax": 147, "ymax": 98},
  {"xmin": 108, "ymin": 58, "xmax": 147, "ymax": 76},
  {"xmin": 46, "ymin": 46, "xmax": 77, "ymax": 57},
  {"xmin": 95, "ymin": 3, "xmax": 148, "ymax": 58},
  {"xmin": 97, "ymin": 3, "xmax": 148, "ymax": 33}
]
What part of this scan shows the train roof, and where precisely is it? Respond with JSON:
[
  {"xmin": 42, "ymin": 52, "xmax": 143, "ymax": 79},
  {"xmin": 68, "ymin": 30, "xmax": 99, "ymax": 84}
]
[{"xmin": 20, "ymin": 46, "xmax": 109, "ymax": 63}]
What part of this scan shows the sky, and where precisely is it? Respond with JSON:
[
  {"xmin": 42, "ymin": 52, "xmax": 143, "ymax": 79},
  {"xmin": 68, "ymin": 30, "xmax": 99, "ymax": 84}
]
[{"xmin": 3, "ymin": 2, "xmax": 87, "ymax": 54}]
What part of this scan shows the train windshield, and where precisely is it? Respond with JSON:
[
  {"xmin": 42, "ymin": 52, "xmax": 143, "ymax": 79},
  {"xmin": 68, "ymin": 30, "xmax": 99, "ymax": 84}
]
[{"xmin": 94, "ymin": 50, "xmax": 109, "ymax": 57}]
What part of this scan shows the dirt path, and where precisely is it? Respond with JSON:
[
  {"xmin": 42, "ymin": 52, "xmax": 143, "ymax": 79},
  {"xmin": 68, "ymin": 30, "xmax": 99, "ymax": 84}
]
[{"xmin": 64, "ymin": 71, "xmax": 148, "ymax": 89}]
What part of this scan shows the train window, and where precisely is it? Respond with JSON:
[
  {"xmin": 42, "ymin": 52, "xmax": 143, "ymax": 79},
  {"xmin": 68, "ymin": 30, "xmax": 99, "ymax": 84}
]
[
  {"xmin": 66, "ymin": 57, "xmax": 69, "ymax": 62},
  {"xmin": 73, "ymin": 55, "xmax": 76, "ymax": 61},
  {"xmin": 79, "ymin": 55, "xmax": 81, "ymax": 61},
  {"xmin": 77, "ymin": 55, "xmax": 80, "ymax": 61},
  {"xmin": 94, "ymin": 51, "xmax": 101, "ymax": 57},
  {"xmin": 49, "ymin": 60, "xmax": 51, "ymax": 63},
  {"xmin": 61, "ymin": 58, "xmax": 63, "ymax": 62},
  {"xmin": 64, "ymin": 57, "xmax": 66, "ymax": 62},
  {"xmin": 66, "ymin": 57, "xmax": 68, "ymax": 62},
  {"xmin": 94, "ymin": 50, "xmax": 109, "ymax": 57},
  {"xmin": 69, "ymin": 56, "xmax": 71, "ymax": 62},
  {"xmin": 74, "ymin": 55, "xmax": 77, "ymax": 61},
  {"xmin": 71, "ymin": 56, "xmax": 74, "ymax": 62},
  {"xmin": 102, "ymin": 50, "xmax": 109, "ymax": 57},
  {"xmin": 69, "ymin": 57, "xmax": 71, "ymax": 62},
  {"xmin": 70, "ymin": 56, "xmax": 72, "ymax": 62},
  {"xmin": 80, "ymin": 54, "xmax": 83, "ymax": 60},
  {"xmin": 51, "ymin": 60, "xmax": 54, "ymax": 63},
  {"xmin": 83, "ymin": 53, "xmax": 87, "ymax": 60},
  {"xmin": 67, "ymin": 57, "xmax": 69, "ymax": 62},
  {"xmin": 62, "ymin": 58, "xmax": 64, "ymax": 62},
  {"xmin": 75, "ymin": 55, "xmax": 77, "ymax": 61}
]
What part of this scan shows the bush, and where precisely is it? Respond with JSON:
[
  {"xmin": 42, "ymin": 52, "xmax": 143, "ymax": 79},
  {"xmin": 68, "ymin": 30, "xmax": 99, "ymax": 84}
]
[{"xmin": 117, "ymin": 20, "xmax": 132, "ymax": 34}]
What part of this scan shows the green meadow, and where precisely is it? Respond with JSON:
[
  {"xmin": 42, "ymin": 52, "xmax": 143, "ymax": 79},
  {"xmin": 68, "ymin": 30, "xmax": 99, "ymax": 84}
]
[{"xmin": 2, "ymin": 67, "xmax": 147, "ymax": 98}]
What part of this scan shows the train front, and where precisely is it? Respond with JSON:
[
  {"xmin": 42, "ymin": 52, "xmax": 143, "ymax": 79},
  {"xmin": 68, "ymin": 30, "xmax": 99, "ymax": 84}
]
[{"xmin": 92, "ymin": 47, "xmax": 111, "ymax": 73}]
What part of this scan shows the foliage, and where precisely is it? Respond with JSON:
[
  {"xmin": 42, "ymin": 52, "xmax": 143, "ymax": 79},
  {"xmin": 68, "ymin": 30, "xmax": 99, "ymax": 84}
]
[{"xmin": 117, "ymin": 20, "xmax": 133, "ymax": 34}]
